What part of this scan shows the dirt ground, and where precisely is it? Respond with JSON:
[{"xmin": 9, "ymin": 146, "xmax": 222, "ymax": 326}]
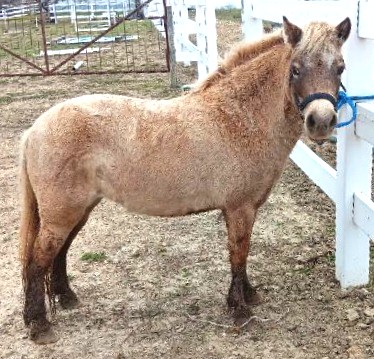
[{"xmin": 0, "ymin": 14, "xmax": 373, "ymax": 359}]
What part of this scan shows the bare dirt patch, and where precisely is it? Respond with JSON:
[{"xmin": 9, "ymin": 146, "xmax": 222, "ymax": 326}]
[{"xmin": 0, "ymin": 13, "xmax": 373, "ymax": 359}]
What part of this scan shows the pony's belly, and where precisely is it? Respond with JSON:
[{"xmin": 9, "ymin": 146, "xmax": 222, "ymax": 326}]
[
  {"xmin": 114, "ymin": 191, "xmax": 215, "ymax": 217},
  {"xmin": 125, "ymin": 203, "xmax": 211, "ymax": 217},
  {"xmin": 98, "ymin": 174, "xmax": 217, "ymax": 216}
]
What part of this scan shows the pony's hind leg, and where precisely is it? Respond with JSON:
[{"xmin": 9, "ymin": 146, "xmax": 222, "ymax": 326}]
[
  {"xmin": 23, "ymin": 202, "xmax": 90, "ymax": 344},
  {"xmin": 23, "ymin": 223, "xmax": 72, "ymax": 344},
  {"xmin": 51, "ymin": 200, "xmax": 100, "ymax": 309},
  {"xmin": 224, "ymin": 204, "xmax": 261, "ymax": 324}
]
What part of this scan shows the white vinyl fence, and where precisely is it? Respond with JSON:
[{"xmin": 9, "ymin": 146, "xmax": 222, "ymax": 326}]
[
  {"xmin": 133, "ymin": 0, "xmax": 219, "ymax": 79},
  {"xmin": 50, "ymin": 1, "xmax": 136, "ymax": 31},
  {"xmin": 0, "ymin": 1, "xmax": 137, "ymax": 31}
]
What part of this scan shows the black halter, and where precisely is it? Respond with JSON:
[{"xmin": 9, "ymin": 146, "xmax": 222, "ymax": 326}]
[{"xmin": 297, "ymin": 92, "xmax": 337, "ymax": 112}]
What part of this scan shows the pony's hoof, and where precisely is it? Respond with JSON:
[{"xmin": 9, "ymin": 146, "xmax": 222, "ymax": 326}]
[
  {"xmin": 232, "ymin": 307, "xmax": 253, "ymax": 328},
  {"xmin": 245, "ymin": 291, "xmax": 262, "ymax": 306},
  {"xmin": 58, "ymin": 292, "xmax": 79, "ymax": 309},
  {"xmin": 29, "ymin": 321, "xmax": 59, "ymax": 344}
]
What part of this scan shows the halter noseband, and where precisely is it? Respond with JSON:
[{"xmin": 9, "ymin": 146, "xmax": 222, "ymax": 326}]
[{"xmin": 297, "ymin": 92, "xmax": 337, "ymax": 112}]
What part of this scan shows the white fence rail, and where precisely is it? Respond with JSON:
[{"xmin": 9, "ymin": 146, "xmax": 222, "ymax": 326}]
[
  {"xmin": 0, "ymin": 0, "xmax": 141, "ymax": 34},
  {"xmin": 243, "ymin": 0, "xmax": 374, "ymax": 288},
  {"xmin": 0, "ymin": 5, "xmax": 37, "ymax": 19}
]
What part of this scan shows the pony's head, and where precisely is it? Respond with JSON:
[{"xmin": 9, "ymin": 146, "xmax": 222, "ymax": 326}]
[{"xmin": 283, "ymin": 17, "xmax": 351, "ymax": 141}]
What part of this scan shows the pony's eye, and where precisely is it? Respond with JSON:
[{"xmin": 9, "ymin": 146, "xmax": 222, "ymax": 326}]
[
  {"xmin": 291, "ymin": 65, "xmax": 300, "ymax": 77},
  {"xmin": 337, "ymin": 65, "xmax": 345, "ymax": 75}
]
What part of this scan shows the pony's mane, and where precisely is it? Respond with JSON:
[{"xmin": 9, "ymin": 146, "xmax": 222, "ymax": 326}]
[{"xmin": 192, "ymin": 30, "xmax": 285, "ymax": 93}]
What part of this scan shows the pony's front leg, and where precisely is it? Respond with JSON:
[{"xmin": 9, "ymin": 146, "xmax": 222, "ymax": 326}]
[
  {"xmin": 224, "ymin": 204, "xmax": 261, "ymax": 323},
  {"xmin": 23, "ymin": 224, "xmax": 67, "ymax": 344},
  {"xmin": 51, "ymin": 234, "xmax": 79, "ymax": 310}
]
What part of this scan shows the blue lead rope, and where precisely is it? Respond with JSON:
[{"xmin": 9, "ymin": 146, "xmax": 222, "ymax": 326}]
[{"xmin": 336, "ymin": 90, "xmax": 374, "ymax": 128}]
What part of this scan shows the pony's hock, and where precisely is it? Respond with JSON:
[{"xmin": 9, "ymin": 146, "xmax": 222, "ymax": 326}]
[{"xmin": 19, "ymin": 17, "xmax": 350, "ymax": 344}]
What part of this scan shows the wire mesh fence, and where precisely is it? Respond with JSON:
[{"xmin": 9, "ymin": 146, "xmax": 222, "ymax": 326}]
[{"xmin": 0, "ymin": 0, "xmax": 169, "ymax": 76}]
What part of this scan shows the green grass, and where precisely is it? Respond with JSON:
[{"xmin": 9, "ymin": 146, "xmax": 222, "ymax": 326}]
[
  {"xmin": 181, "ymin": 267, "xmax": 191, "ymax": 278},
  {"xmin": 214, "ymin": 10, "xmax": 277, "ymax": 32},
  {"xmin": 326, "ymin": 252, "xmax": 335, "ymax": 264},
  {"xmin": 215, "ymin": 8, "xmax": 242, "ymax": 22},
  {"xmin": 81, "ymin": 251, "xmax": 107, "ymax": 263},
  {"xmin": 294, "ymin": 266, "xmax": 313, "ymax": 276},
  {"xmin": 0, "ymin": 89, "xmax": 69, "ymax": 104},
  {"xmin": 0, "ymin": 15, "xmax": 152, "ymax": 58},
  {"xmin": 0, "ymin": 95, "xmax": 13, "ymax": 104},
  {"xmin": 326, "ymin": 223, "xmax": 336, "ymax": 237}
]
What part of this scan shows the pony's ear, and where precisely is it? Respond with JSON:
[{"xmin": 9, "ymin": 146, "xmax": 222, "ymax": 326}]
[
  {"xmin": 335, "ymin": 17, "xmax": 351, "ymax": 43},
  {"xmin": 282, "ymin": 16, "xmax": 302, "ymax": 47}
]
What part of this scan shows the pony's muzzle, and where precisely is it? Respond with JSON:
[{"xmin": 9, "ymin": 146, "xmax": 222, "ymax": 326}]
[
  {"xmin": 304, "ymin": 99, "xmax": 337, "ymax": 140},
  {"xmin": 306, "ymin": 112, "xmax": 337, "ymax": 131}
]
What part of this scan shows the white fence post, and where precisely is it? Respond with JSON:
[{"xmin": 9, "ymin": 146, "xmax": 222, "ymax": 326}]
[
  {"xmin": 70, "ymin": 3, "xmax": 76, "ymax": 29},
  {"xmin": 241, "ymin": 0, "xmax": 262, "ymax": 41},
  {"xmin": 204, "ymin": 1, "xmax": 218, "ymax": 75},
  {"xmin": 106, "ymin": 0, "xmax": 111, "ymax": 27},
  {"xmin": 195, "ymin": 4, "xmax": 207, "ymax": 77},
  {"xmin": 195, "ymin": 1, "xmax": 218, "ymax": 77},
  {"xmin": 335, "ymin": 0, "xmax": 374, "ymax": 288}
]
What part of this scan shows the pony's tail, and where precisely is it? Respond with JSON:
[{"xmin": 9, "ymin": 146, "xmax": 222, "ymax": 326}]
[{"xmin": 19, "ymin": 131, "xmax": 40, "ymax": 284}]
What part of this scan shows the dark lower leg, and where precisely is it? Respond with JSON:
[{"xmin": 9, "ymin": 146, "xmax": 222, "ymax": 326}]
[
  {"xmin": 23, "ymin": 262, "xmax": 58, "ymax": 344},
  {"xmin": 224, "ymin": 205, "xmax": 260, "ymax": 323},
  {"xmin": 227, "ymin": 265, "xmax": 260, "ymax": 309},
  {"xmin": 51, "ymin": 251, "xmax": 78, "ymax": 309},
  {"xmin": 23, "ymin": 221, "xmax": 79, "ymax": 344},
  {"xmin": 51, "ymin": 240, "xmax": 79, "ymax": 309},
  {"xmin": 23, "ymin": 262, "xmax": 47, "ymax": 326}
]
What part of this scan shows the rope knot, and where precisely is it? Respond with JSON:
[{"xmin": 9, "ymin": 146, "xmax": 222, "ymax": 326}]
[{"xmin": 336, "ymin": 90, "xmax": 374, "ymax": 128}]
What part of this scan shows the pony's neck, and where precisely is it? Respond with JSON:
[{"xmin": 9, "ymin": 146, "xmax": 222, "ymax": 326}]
[
  {"xmin": 197, "ymin": 43, "xmax": 303, "ymax": 152},
  {"xmin": 210, "ymin": 43, "xmax": 296, "ymax": 116},
  {"xmin": 190, "ymin": 33, "xmax": 302, "ymax": 145}
]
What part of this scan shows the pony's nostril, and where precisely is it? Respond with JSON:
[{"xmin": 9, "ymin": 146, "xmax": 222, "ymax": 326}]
[
  {"xmin": 307, "ymin": 114, "xmax": 315, "ymax": 128},
  {"xmin": 329, "ymin": 114, "xmax": 337, "ymax": 128}
]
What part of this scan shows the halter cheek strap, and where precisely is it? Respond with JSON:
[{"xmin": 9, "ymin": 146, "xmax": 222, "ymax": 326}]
[{"xmin": 297, "ymin": 92, "xmax": 337, "ymax": 112}]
